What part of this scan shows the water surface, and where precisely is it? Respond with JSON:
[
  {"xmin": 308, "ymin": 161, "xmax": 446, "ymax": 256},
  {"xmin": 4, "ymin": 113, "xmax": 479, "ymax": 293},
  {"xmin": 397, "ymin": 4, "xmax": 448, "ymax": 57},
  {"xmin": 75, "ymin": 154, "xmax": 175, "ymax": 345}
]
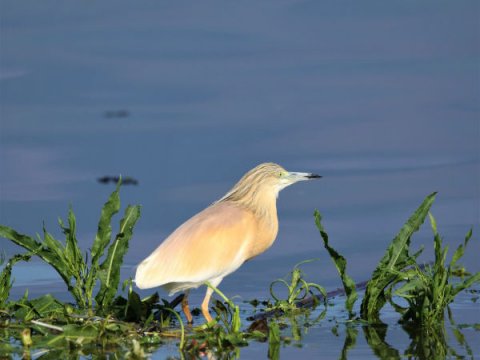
[{"xmin": 1, "ymin": 0, "xmax": 479, "ymax": 358}]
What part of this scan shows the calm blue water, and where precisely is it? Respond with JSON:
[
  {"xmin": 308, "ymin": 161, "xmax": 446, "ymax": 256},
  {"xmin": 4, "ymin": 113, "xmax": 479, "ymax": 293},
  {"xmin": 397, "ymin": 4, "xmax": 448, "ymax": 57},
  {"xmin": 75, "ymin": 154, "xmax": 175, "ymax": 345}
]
[{"xmin": 1, "ymin": 0, "xmax": 479, "ymax": 357}]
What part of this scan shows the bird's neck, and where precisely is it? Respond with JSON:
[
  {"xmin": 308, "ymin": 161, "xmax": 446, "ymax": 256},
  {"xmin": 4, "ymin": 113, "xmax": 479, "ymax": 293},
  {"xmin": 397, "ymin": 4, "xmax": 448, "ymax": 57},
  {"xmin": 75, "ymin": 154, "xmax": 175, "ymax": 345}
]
[
  {"xmin": 217, "ymin": 181, "xmax": 280, "ymax": 231},
  {"xmin": 220, "ymin": 185, "xmax": 277, "ymax": 217},
  {"xmin": 251, "ymin": 191, "xmax": 278, "ymax": 224},
  {"xmin": 244, "ymin": 190, "xmax": 279, "ymax": 259}
]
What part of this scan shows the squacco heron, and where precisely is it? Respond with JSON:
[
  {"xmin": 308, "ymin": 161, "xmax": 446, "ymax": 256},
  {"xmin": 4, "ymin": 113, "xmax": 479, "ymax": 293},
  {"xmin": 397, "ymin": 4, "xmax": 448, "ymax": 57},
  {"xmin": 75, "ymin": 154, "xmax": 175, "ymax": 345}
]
[{"xmin": 135, "ymin": 162, "xmax": 321, "ymax": 323}]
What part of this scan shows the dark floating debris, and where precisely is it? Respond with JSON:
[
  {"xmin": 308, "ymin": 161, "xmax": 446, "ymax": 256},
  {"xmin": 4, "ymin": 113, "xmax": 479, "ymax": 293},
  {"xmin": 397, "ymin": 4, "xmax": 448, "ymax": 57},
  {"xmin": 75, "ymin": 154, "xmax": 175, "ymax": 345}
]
[
  {"xmin": 97, "ymin": 176, "xmax": 139, "ymax": 185},
  {"xmin": 104, "ymin": 110, "xmax": 130, "ymax": 118}
]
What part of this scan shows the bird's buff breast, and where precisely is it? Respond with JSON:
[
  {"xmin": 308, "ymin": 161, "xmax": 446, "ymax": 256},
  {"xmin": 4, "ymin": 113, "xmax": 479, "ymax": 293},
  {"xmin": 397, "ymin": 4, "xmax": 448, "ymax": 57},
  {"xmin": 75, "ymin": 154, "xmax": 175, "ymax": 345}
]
[{"xmin": 246, "ymin": 211, "xmax": 279, "ymax": 260}]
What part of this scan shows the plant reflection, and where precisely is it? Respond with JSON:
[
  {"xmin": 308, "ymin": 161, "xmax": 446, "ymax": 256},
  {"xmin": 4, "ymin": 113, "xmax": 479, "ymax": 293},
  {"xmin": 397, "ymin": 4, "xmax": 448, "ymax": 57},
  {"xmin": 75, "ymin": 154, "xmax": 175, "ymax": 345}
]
[
  {"xmin": 340, "ymin": 325, "xmax": 358, "ymax": 360},
  {"xmin": 402, "ymin": 323, "xmax": 449, "ymax": 359},
  {"xmin": 359, "ymin": 316, "xmax": 474, "ymax": 360},
  {"xmin": 362, "ymin": 323, "xmax": 401, "ymax": 359},
  {"xmin": 249, "ymin": 307, "xmax": 474, "ymax": 360},
  {"xmin": 400, "ymin": 309, "xmax": 475, "ymax": 360}
]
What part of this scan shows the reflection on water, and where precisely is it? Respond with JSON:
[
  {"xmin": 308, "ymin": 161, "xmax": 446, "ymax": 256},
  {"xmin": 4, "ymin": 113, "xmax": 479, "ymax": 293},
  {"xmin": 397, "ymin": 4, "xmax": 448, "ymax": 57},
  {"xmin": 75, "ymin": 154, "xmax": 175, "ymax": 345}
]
[
  {"xmin": 262, "ymin": 294, "xmax": 478, "ymax": 360},
  {"xmin": 362, "ymin": 324, "xmax": 401, "ymax": 359},
  {"xmin": 340, "ymin": 325, "xmax": 359, "ymax": 360}
]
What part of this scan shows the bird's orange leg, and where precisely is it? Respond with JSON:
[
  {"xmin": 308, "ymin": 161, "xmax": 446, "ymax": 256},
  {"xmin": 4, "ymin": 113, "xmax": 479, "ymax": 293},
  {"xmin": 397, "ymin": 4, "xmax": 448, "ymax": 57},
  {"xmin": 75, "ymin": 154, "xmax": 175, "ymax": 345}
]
[
  {"xmin": 201, "ymin": 287, "xmax": 214, "ymax": 323},
  {"xmin": 181, "ymin": 290, "xmax": 193, "ymax": 324}
]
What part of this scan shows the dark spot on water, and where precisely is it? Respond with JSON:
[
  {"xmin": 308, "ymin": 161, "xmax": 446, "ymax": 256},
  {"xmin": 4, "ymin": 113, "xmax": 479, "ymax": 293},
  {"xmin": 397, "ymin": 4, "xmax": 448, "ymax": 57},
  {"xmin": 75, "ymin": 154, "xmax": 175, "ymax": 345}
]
[{"xmin": 97, "ymin": 176, "xmax": 139, "ymax": 185}]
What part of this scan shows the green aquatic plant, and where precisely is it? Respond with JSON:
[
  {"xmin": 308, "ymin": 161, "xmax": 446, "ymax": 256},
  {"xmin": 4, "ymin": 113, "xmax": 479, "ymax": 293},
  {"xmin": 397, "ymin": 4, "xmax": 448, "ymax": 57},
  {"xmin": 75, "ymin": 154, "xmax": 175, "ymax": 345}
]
[
  {"xmin": 360, "ymin": 192, "xmax": 436, "ymax": 322},
  {"xmin": 269, "ymin": 260, "xmax": 327, "ymax": 312},
  {"xmin": 7, "ymin": 314, "xmax": 151, "ymax": 359},
  {"xmin": 182, "ymin": 283, "xmax": 263, "ymax": 359},
  {"xmin": 11, "ymin": 293, "xmax": 65, "ymax": 323},
  {"xmin": 360, "ymin": 192, "xmax": 480, "ymax": 326},
  {"xmin": 314, "ymin": 210, "xmax": 358, "ymax": 317},
  {"xmin": 206, "ymin": 281, "xmax": 242, "ymax": 334},
  {"xmin": 389, "ymin": 213, "xmax": 480, "ymax": 327},
  {"xmin": 198, "ymin": 282, "xmax": 247, "ymax": 351},
  {"xmin": 0, "ymin": 182, "xmax": 141, "ymax": 313},
  {"xmin": 0, "ymin": 253, "xmax": 32, "ymax": 310},
  {"xmin": 401, "ymin": 308, "xmax": 475, "ymax": 359}
]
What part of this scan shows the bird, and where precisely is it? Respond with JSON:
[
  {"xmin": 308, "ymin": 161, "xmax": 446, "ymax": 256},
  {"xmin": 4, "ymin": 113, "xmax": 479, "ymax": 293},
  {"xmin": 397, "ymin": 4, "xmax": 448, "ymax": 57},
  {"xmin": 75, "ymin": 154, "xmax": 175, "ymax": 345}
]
[{"xmin": 135, "ymin": 162, "xmax": 321, "ymax": 323}]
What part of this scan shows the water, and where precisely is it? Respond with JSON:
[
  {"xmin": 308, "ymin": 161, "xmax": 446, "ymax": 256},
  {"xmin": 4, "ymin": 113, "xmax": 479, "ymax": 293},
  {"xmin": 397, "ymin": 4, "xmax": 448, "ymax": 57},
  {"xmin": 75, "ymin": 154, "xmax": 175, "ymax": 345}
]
[{"xmin": 1, "ymin": 0, "xmax": 479, "ymax": 358}]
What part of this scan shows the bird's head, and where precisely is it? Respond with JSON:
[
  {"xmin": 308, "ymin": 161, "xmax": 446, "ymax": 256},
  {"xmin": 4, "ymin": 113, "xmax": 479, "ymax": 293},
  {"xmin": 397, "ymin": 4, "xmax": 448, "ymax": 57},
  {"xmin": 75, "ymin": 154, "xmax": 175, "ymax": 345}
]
[
  {"xmin": 219, "ymin": 162, "xmax": 321, "ymax": 205},
  {"xmin": 272, "ymin": 164, "xmax": 322, "ymax": 192}
]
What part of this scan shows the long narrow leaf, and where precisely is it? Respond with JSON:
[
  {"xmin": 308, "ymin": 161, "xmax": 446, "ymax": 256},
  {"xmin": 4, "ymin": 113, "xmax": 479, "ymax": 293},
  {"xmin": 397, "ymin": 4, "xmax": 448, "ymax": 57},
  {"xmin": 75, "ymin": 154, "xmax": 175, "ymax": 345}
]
[
  {"xmin": 0, "ymin": 253, "xmax": 32, "ymax": 308},
  {"xmin": 58, "ymin": 209, "xmax": 88, "ymax": 307},
  {"xmin": 91, "ymin": 182, "xmax": 121, "ymax": 264},
  {"xmin": 451, "ymin": 228, "xmax": 473, "ymax": 269},
  {"xmin": 314, "ymin": 210, "xmax": 357, "ymax": 317},
  {"xmin": 60, "ymin": 208, "xmax": 85, "ymax": 278},
  {"xmin": 42, "ymin": 226, "xmax": 68, "ymax": 270},
  {"xmin": 0, "ymin": 226, "xmax": 71, "ymax": 286},
  {"xmin": 95, "ymin": 205, "xmax": 141, "ymax": 311},
  {"xmin": 452, "ymin": 272, "xmax": 480, "ymax": 297},
  {"xmin": 84, "ymin": 183, "xmax": 121, "ymax": 305},
  {"xmin": 0, "ymin": 226, "xmax": 42, "ymax": 254}
]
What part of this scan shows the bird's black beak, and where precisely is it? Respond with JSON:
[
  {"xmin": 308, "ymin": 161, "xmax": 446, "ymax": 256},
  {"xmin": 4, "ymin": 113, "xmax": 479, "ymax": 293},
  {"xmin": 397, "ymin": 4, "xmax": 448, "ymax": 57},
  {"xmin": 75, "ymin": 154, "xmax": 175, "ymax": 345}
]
[{"xmin": 306, "ymin": 174, "xmax": 322, "ymax": 179}]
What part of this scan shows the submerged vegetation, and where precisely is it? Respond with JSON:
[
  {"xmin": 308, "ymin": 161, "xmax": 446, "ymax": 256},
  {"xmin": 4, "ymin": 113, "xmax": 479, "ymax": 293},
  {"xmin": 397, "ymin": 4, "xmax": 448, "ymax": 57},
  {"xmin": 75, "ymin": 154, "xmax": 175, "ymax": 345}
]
[{"xmin": 0, "ymin": 187, "xmax": 479, "ymax": 358}]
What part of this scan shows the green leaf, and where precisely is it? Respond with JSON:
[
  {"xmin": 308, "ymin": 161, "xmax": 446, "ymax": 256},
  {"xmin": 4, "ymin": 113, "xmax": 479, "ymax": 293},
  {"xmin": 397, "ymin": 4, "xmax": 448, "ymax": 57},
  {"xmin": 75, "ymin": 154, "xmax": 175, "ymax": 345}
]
[
  {"xmin": 394, "ymin": 278, "xmax": 424, "ymax": 298},
  {"xmin": 95, "ymin": 204, "xmax": 141, "ymax": 311},
  {"xmin": 0, "ymin": 226, "xmax": 71, "ymax": 289},
  {"xmin": 0, "ymin": 253, "xmax": 32, "ymax": 308},
  {"xmin": 12, "ymin": 294, "xmax": 65, "ymax": 321},
  {"xmin": 269, "ymin": 279, "xmax": 291, "ymax": 303},
  {"xmin": 60, "ymin": 207, "xmax": 85, "ymax": 280},
  {"xmin": 63, "ymin": 323, "xmax": 99, "ymax": 341},
  {"xmin": 125, "ymin": 290, "xmax": 143, "ymax": 321},
  {"xmin": 452, "ymin": 272, "xmax": 480, "ymax": 297},
  {"xmin": 91, "ymin": 182, "xmax": 121, "ymax": 265},
  {"xmin": 0, "ymin": 226, "xmax": 41, "ymax": 253},
  {"xmin": 41, "ymin": 228, "xmax": 71, "ymax": 283},
  {"xmin": 29, "ymin": 294, "xmax": 65, "ymax": 318},
  {"xmin": 84, "ymin": 182, "xmax": 121, "ymax": 307},
  {"xmin": 314, "ymin": 210, "xmax": 358, "ymax": 317},
  {"xmin": 451, "ymin": 228, "xmax": 473, "ymax": 269},
  {"xmin": 360, "ymin": 192, "xmax": 437, "ymax": 322}
]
